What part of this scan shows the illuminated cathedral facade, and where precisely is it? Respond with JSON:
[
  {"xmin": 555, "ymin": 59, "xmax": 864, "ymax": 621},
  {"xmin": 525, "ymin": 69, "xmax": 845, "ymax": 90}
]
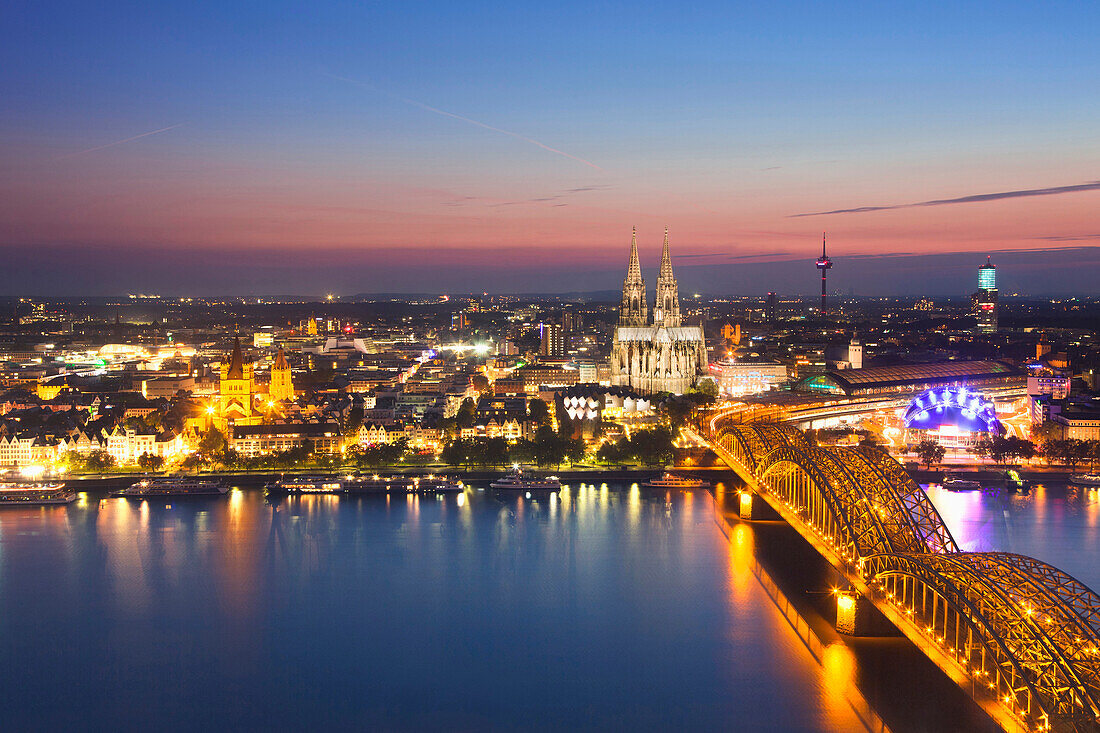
[{"xmin": 610, "ymin": 229, "xmax": 707, "ymax": 395}]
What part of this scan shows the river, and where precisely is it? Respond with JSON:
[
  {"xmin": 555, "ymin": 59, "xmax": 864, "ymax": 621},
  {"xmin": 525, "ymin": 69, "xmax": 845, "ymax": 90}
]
[{"xmin": 0, "ymin": 483, "xmax": 866, "ymax": 731}]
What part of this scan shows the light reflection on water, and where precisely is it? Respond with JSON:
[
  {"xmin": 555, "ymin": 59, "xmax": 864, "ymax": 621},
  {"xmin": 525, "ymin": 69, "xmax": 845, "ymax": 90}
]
[
  {"xmin": 0, "ymin": 485, "xmax": 863, "ymax": 731},
  {"xmin": 925, "ymin": 482, "xmax": 1100, "ymax": 589}
]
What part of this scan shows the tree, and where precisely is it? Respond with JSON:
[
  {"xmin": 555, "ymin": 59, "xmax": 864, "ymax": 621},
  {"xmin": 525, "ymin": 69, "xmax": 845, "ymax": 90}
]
[
  {"xmin": 1015, "ymin": 438, "xmax": 1037, "ymax": 464},
  {"xmin": 596, "ymin": 440, "xmax": 622, "ymax": 465},
  {"xmin": 533, "ymin": 425, "xmax": 567, "ymax": 467},
  {"xmin": 216, "ymin": 449, "xmax": 244, "ymax": 470},
  {"xmin": 973, "ymin": 437, "xmax": 993, "ymax": 463},
  {"xmin": 342, "ymin": 404, "xmax": 365, "ymax": 439},
  {"xmin": 563, "ymin": 436, "xmax": 586, "ymax": 465},
  {"xmin": 442, "ymin": 438, "xmax": 480, "ymax": 469},
  {"xmin": 455, "ymin": 398, "xmax": 477, "ymax": 429},
  {"xmin": 915, "ymin": 439, "xmax": 946, "ymax": 468},
  {"xmin": 482, "ymin": 437, "xmax": 510, "ymax": 467},
  {"xmin": 199, "ymin": 427, "xmax": 227, "ymax": 454},
  {"xmin": 663, "ymin": 397, "xmax": 693, "ymax": 429},
  {"xmin": 137, "ymin": 452, "xmax": 165, "ymax": 471},
  {"xmin": 528, "ymin": 398, "xmax": 550, "ymax": 426},
  {"xmin": 85, "ymin": 449, "xmax": 116, "ymax": 471},
  {"xmin": 1040, "ymin": 439, "xmax": 1060, "ymax": 466},
  {"xmin": 627, "ymin": 427, "xmax": 675, "ymax": 467},
  {"xmin": 470, "ymin": 374, "xmax": 491, "ymax": 395},
  {"xmin": 857, "ymin": 430, "xmax": 883, "ymax": 448},
  {"xmin": 509, "ymin": 439, "xmax": 537, "ymax": 466},
  {"xmin": 692, "ymin": 379, "xmax": 719, "ymax": 400}
]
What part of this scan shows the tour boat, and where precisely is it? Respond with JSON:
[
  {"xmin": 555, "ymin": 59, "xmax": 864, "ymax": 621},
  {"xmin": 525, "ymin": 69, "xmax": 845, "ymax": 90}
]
[
  {"xmin": 1070, "ymin": 474, "xmax": 1100, "ymax": 486},
  {"xmin": 941, "ymin": 474, "xmax": 983, "ymax": 491},
  {"xmin": 344, "ymin": 474, "xmax": 414, "ymax": 493},
  {"xmin": 490, "ymin": 467, "xmax": 562, "ymax": 490},
  {"xmin": 112, "ymin": 477, "xmax": 229, "ymax": 497},
  {"xmin": 265, "ymin": 476, "xmax": 343, "ymax": 493},
  {"xmin": 0, "ymin": 482, "xmax": 76, "ymax": 506},
  {"xmin": 343, "ymin": 474, "xmax": 463, "ymax": 493},
  {"xmin": 409, "ymin": 475, "xmax": 463, "ymax": 492},
  {"xmin": 643, "ymin": 472, "xmax": 712, "ymax": 489}
]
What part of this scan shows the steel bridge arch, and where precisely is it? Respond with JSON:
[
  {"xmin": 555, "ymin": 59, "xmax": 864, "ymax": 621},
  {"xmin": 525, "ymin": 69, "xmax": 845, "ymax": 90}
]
[
  {"xmin": 865, "ymin": 552, "xmax": 1100, "ymax": 731},
  {"xmin": 718, "ymin": 425, "xmax": 959, "ymax": 558},
  {"xmin": 836, "ymin": 446, "xmax": 960, "ymax": 555}
]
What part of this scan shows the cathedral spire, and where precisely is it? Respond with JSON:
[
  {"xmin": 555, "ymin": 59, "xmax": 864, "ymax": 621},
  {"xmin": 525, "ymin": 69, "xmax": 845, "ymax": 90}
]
[
  {"xmin": 627, "ymin": 226, "xmax": 642, "ymax": 283},
  {"xmin": 658, "ymin": 227, "xmax": 674, "ymax": 280},
  {"xmin": 654, "ymin": 227, "xmax": 681, "ymax": 327},
  {"xmin": 619, "ymin": 227, "xmax": 647, "ymax": 326}
]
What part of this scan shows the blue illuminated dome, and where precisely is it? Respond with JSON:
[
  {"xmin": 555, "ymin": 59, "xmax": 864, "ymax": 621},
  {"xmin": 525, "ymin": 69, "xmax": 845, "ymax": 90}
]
[{"xmin": 903, "ymin": 386, "xmax": 1000, "ymax": 434}]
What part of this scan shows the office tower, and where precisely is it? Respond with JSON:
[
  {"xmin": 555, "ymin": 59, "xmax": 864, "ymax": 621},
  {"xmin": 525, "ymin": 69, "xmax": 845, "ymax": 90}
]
[
  {"xmin": 974, "ymin": 257, "xmax": 998, "ymax": 333},
  {"xmin": 539, "ymin": 323, "xmax": 564, "ymax": 357}
]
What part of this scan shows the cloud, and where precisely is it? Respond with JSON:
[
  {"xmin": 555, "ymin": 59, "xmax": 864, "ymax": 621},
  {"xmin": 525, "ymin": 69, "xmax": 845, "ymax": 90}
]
[
  {"xmin": 55, "ymin": 123, "xmax": 185, "ymax": 161},
  {"xmin": 790, "ymin": 180, "xmax": 1100, "ymax": 217},
  {"xmin": 565, "ymin": 184, "xmax": 612, "ymax": 193},
  {"xmin": 327, "ymin": 73, "xmax": 602, "ymax": 170},
  {"xmin": 675, "ymin": 251, "xmax": 791, "ymax": 261},
  {"xmin": 1034, "ymin": 234, "xmax": 1100, "ymax": 242}
]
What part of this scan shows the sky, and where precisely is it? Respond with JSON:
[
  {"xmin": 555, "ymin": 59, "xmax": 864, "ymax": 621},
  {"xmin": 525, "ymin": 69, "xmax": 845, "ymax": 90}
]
[{"xmin": 2, "ymin": 1, "xmax": 1100, "ymax": 296}]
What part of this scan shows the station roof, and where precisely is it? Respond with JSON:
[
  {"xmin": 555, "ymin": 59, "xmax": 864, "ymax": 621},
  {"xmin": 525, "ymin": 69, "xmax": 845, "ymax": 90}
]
[{"xmin": 796, "ymin": 360, "xmax": 1022, "ymax": 395}]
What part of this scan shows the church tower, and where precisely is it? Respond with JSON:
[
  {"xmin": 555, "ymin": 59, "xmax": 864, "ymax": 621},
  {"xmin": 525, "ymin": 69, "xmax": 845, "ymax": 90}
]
[
  {"xmin": 653, "ymin": 228, "xmax": 681, "ymax": 327},
  {"xmin": 619, "ymin": 227, "xmax": 648, "ymax": 326},
  {"xmin": 268, "ymin": 347, "xmax": 295, "ymax": 402},
  {"xmin": 219, "ymin": 336, "xmax": 255, "ymax": 424}
]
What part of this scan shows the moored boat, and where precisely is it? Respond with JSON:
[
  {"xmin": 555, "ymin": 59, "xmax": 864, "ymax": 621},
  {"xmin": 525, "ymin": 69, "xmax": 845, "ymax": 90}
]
[
  {"xmin": 409, "ymin": 475, "xmax": 463, "ymax": 492},
  {"xmin": 343, "ymin": 474, "xmax": 464, "ymax": 493},
  {"xmin": 265, "ymin": 476, "xmax": 343, "ymax": 493},
  {"xmin": 1070, "ymin": 474, "xmax": 1100, "ymax": 486},
  {"xmin": 643, "ymin": 472, "xmax": 711, "ymax": 489},
  {"xmin": 490, "ymin": 466, "xmax": 561, "ymax": 490},
  {"xmin": 112, "ymin": 477, "xmax": 228, "ymax": 498},
  {"xmin": 0, "ymin": 482, "xmax": 76, "ymax": 506},
  {"xmin": 941, "ymin": 473, "xmax": 983, "ymax": 491}
]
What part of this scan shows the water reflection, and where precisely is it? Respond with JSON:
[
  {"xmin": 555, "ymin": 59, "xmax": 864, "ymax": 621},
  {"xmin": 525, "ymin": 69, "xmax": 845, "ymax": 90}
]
[
  {"xmin": 0, "ymin": 485, "xmax": 865, "ymax": 731},
  {"xmin": 926, "ymin": 482, "xmax": 1100, "ymax": 589}
]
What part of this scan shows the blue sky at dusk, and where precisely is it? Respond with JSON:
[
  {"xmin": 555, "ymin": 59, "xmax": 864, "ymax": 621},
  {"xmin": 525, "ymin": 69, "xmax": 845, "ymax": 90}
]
[{"xmin": 2, "ymin": 1, "xmax": 1100, "ymax": 295}]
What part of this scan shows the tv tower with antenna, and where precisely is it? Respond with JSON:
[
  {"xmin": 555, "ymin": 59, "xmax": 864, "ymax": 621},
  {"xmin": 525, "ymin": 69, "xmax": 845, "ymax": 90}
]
[{"xmin": 815, "ymin": 232, "xmax": 833, "ymax": 316}]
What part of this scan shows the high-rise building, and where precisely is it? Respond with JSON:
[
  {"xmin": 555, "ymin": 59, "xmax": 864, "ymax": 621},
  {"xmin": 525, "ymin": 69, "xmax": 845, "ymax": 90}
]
[
  {"xmin": 974, "ymin": 256, "xmax": 998, "ymax": 333},
  {"xmin": 539, "ymin": 323, "xmax": 564, "ymax": 357},
  {"xmin": 451, "ymin": 312, "xmax": 468, "ymax": 331},
  {"xmin": 562, "ymin": 307, "xmax": 582, "ymax": 334},
  {"xmin": 815, "ymin": 233, "xmax": 833, "ymax": 316},
  {"xmin": 766, "ymin": 292, "xmax": 777, "ymax": 323}
]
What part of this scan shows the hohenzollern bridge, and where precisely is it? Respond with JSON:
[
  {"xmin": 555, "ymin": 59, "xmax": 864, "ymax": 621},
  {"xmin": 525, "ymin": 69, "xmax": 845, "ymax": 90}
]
[{"xmin": 701, "ymin": 414, "xmax": 1100, "ymax": 733}]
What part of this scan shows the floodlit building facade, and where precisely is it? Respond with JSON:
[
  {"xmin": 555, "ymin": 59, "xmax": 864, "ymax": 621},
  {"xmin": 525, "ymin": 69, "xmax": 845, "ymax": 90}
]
[{"xmin": 610, "ymin": 229, "xmax": 706, "ymax": 394}]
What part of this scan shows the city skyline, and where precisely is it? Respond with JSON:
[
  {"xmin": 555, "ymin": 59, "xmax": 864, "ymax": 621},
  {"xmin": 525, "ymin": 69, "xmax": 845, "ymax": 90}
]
[{"xmin": 4, "ymin": 3, "xmax": 1100, "ymax": 295}]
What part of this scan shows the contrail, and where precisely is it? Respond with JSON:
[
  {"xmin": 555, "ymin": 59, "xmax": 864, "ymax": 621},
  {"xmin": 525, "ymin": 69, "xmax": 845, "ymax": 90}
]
[
  {"xmin": 790, "ymin": 180, "xmax": 1100, "ymax": 217},
  {"xmin": 56, "ymin": 123, "xmax": 186, "ymax": 160},
  {"xmin": 326, "ymin": 73, "xmax": 602, "ymax": 170}
]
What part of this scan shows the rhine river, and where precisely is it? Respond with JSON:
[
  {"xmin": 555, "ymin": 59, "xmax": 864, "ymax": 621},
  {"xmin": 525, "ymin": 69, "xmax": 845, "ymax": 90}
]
[
  {"xmin": 3, "ymin": 479, "xmax": 1097, "ymax": 731},
  {"xmin": 0, "ymin": 482, "xmax": 868, "ymax": 731}
]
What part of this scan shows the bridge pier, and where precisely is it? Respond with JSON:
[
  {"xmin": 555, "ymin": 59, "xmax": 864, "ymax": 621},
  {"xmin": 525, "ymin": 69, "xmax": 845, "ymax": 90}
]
[
  {"xmin": 835, "ymin": 591, "xmax": 895, "ymax": 637},
  {"xmin": 736, "ymin": 491, "xmax": 778, "ymax": 520}
]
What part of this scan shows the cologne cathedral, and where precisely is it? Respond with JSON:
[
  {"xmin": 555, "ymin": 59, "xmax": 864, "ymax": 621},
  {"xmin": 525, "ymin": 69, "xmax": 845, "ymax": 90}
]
[{"xmin": 610, "ymin": 228, "xmax": 707, "ymax": 394}]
